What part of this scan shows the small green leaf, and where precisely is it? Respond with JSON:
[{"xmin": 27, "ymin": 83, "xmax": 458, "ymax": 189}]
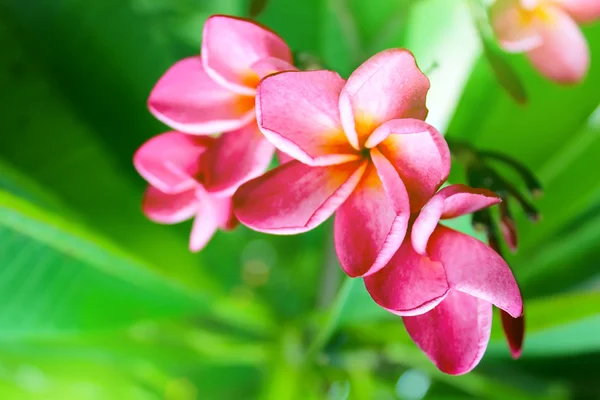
[
  {"xmin": 249, "ymin": 0, "xmax": 269, "ymax": 17},
  {"xmin": 483, "ymin": 42, "xmax": 528, "ymax": 104}
]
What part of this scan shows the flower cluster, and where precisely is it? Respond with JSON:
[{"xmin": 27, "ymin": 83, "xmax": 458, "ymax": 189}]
[
  {"xmin": 491, "ymin": 0, "xmax": 600, "ymax": 84},
  {"xmin": 134, "ymin": 15, "xmax": 524, "ymax": 375}
]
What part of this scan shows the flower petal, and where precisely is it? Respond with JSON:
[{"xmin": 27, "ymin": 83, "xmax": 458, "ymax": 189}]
[
  {"xmin": 256, "ymin": 70, "xmax": 359, "ymax": 166},
  {"xmin": 234, "ymin": 160, "xmax": 367, "ymax": 234},
  {"xmin": 376, "ymin": 119, "xmax": 451, "ymax": 211},
  {"xmin": 339, "ymin": 49, "xmax": 430, "ymax": 149},
  {"xmin": 148, "ymin": 57, "xmax": 255, "ymax": 134},
  {"xmin": 555, "ymin": 0, "xmax": 600, "ymax": 22},
  {"xmin": 251, "ymin": 57, "xmax": 297, "ymax": 79},
  {"xmin": 142, "ymin": 186, "xmax": 197, "ymax": 224},
  {"xmin": 189, "ymin": 190, "xmax": 236, "ymax": 252},
  {"xmin": 428, "ymin": 225, "xmax": 523, "ymax": 318},
  {"xmin": 501, "ymin": 309, "xmax": 525, "ymax": 359},
  {"xmin": 364, "ymin": 240, "xmax": 449, "ymax": 316},
  {"xmin": 403, "ymin": 290, "xmax": 493, "ymax": 375},
  {"xmin": 412, "ymin": 185, "xmax": 501, "ymax": 254},
  {"xmin": 203, "ymin": 123, "xmax": 275, "ymax": 197},
  {"xmin": 134, "ymin": 132, "xmax": 212, "ymax": 194},
  {"xmin": 202, "ymin": 15, "xmax": 292, "ymax": 96},
  {"xmin": 526, "ymin": 6, "xmax": 589, "ymax": 84},
  {"xmin": 491, "ymin": 0, "xmax": 544, "ymax": 52},
  {"xmin": 334, "ymin": 150, "xmax": 410, "ymax": 277}
]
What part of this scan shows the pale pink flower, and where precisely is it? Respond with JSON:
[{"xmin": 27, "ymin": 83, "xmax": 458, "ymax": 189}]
[
  {"xmin": 491, "ymin": 0, "xmax": 600, "ymax": 83},
  {"xmin": 134, "ymin": 132, "xmax": 238, "ymax": 251},
  {"xmin": 234, "ymin": 49, "xmax": 450, "ymax": 278},
  {"xmin": 364, "ymin": 185, "xmax": 523, "ymax": 375},
  {"xmin": 147, "ymin": 15, "xmax": 295, "ymax": 195}
]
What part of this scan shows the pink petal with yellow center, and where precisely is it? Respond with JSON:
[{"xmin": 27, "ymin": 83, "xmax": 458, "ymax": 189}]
[
  {"xmin": 491, "ymin": 0, "xmax": 544, "ymax": 52},
  {"xmin": 412, "ymin": 185, "xmax": 501, "ymax": 254},
  {"xmin": 202, "ymin": 123, "xmax": 275, "ymax": 197},
  {"xmin": 555, "ymin": 0, "xmax": 600, "ymax": 22},
  {"xmin": 501, "ymin": 309, "xmax": 525, "ymax": 359},
  {"xmin": 364, "ymin": 240, "xmax": 449, "ymax": 316},
  {"xmin": 234, "ymin": 160, "xmax": 367, "ymax": 234},
  {"xmin": 403, "ymin": 290, "xmax": 493, "ymax": 375},
  {"xmin": 375, "ymin": 119, "xmax": 450, "ymax": 211},
  {"xmin": 148, "ymin": 57, "xmax": 255, "ymax": 134},
  {"xmin": 256, "ymin": 70, "xmax": 360, "ymax": 166},
  {"xmin": 142, "ymin": 186, "xmax": 197, "ymax": 224},
  {"xmin": 429, "ymin": 225, "xmax": 523, "ymax": 318},
  {"xmin": 334, "ymin": 149, "xmax": 410, "ymax": 277},
  {"xmin": 339, "ymin": 49, "xmax": 430, "ymax": 149},
  {"xmin": 251, "ymin": 57, "xmax": 297, "ymax": 79},
  {"xmin": 525, "ymin": 6, "xmax": 590, "ymax": 84},
  {"xmin": 189, "ymin": 188, "xmax": 235, "ymax": 252},
  {"xmin": 134, "ymin": 132, "xmax": 212, "ymax": 194},
  {"xmin": 202, "ymin": 15, "xmax": 292, "ymax": 96}
]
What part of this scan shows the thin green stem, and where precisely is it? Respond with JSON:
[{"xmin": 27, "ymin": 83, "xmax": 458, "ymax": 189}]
[{"xmin": 306, "ymin": 276, "xmax": 356, "ymax": 360}]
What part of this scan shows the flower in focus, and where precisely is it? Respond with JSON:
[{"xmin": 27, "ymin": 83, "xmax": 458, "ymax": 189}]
[
  {"xmin": 134, "ymin": 132, "xmax": 238, "ymax": 251},
  {"xmin": 491, "ymin": 0, "xmax": 600, "ymax": 84},
  {"xmin": 148, "ymin": 15, "xmax": 295, "ymax": 195},
  {"xmin": 364, "ymin": 185, "xmax": 523, "ymax": 375},
  {"xmin": 234, "ymin": 49, "xmax": 450, "ymax": 278}
]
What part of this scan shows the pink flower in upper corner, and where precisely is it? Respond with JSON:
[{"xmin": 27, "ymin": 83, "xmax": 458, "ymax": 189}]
[
  {"xmin": 491, "ymin": 0, "xmax": 600, "ymax": 84},
  {"xmin": 134, "ymin": 132, "xmax": 239, "ymax": 252},
  {"xmin": 364, "ymin": 185, "xmax": 523, "ymax": 375},
  {"xmin": 234, "ymin": 49, "xmax": 450, "ymax": 278},
  {"xmin": 147, "ymin": 15, "xmax": 295, "ymax": 196}
]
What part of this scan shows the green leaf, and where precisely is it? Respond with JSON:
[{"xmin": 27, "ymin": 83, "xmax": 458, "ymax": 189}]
[
  {"xmin": 482, "ymin": 42, "xmax": 527, "ymax": 104},
  {"xmin": 488, "ymin": 291, "xmax": 600, "ymax": 357},
  {"xmin": 0, "ymin": 190, "xmax": 206, "ymax": 337}
]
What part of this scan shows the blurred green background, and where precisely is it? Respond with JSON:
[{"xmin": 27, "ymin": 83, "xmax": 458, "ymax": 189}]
[{"xmin": 1, "ymin": 0, "xmax": 599, "ymax": 398}]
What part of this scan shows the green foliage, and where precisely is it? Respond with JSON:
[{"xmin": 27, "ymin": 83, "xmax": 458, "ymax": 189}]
[{"xmin": 1, "ymin": 0, "xmax": 599, "ymax": 398}]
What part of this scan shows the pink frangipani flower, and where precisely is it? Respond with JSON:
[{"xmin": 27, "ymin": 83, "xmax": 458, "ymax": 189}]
[
  {"xmin": 364, "ymin": 184, "xmax": 523, "ymax": 375},
  {"xmin": 233, "ymin": 49, "xmax": 450, "ymax": 278},
  {"xmin": 134, "ymin": 132, "xmax": 237, "ymax": 251},
  {"xmin": 491, "ymin": 0, "xmax": 600, "ymax": 84},
  {"xmin": 147, "ymin": 15, "xmax": 295, "ymax": 195}
]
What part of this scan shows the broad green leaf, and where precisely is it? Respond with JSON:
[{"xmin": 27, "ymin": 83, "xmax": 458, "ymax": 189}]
[{"xmin": 0, "ymin": 190, "xmax": 206, "ymax": 337}]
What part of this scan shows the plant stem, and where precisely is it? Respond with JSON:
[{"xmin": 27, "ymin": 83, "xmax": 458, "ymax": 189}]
[{"xmin": 306, "ymin": 275, "xmax": 356, "ymax": 360}]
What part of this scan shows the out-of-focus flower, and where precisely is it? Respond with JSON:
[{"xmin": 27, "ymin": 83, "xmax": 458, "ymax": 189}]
[
  {"xmin": 491, "ymin": 0, "xmax": 600, "ymax": 84},
  {"xmin": 364, "ymin": 185, "xmax": 523, "ymax": 375},
  {"xmin": 134, "ymin": 132, "xmax": 238, "ymax": 251},
  {"xmin": 147, "ymin": 15, "xmax": 295, "ymax": 195},
  {"xmin": 234, "ymin": 49, "xmax": 450, "ymax": 278}
]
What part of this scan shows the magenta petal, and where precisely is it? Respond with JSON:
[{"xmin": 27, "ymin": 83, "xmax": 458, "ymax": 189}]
[
  {"xmin": 339, "ymin": 49, "xmax": 430, "ymax": 149},
  {"xmin": 334, "ymin": 150, "xmax": 410, "ymax": 277},
  {"xmin": 203, "ymin": 123, "xmax": 275, "ymax": 196},
  {"xmin": 412, "ymin": 185, "xmax": 501, "ymax": 254},
  {"xmin": 202, "ymin": 15, "xmax": 292, "ymax": 95},
  {"xmin": 364, "ymin": 240, "xmax": 449, "ymax": 316},
  {"xmin": 403, "ymin": 290, "xmax": 493, "ymax": 375},
  {"xmin": 428, "ymin": 226, "xmax": 523, "ymax": 318},
  {"xmin": 500, "ymin": 309, "xmax": 525, "ymax": 359},
  {"xmin": 376, "ymin": 119, "xmax": 451, "ymax": 211},
  {"xmin": 142, "ymin": 186, "xmax": 197, "ymax": 224},
  {"xmin": 134, "ymin": 132, "xmax": 211, "ymax": 194},
  {"xmin": 234, "ymin": 160, "xmax": 367, "ymax": 234},
  {"xmin": 251, "ymin": 57, "xmax": 297, "ymax": 79},
  {"xmin": 526, "ymin": 7, "xmax": 589, "ymax": 84},
  {"xmin": 189, "ymin": 189, "xmax": 235, "ymax": 252},
  {"xmin": 256, "ymin": 70, "xmax": 359, "ymax": 166},
  {"xmin": 557, "ymin": 0, "xmax": 600, "ymax": 22},
  {"xmin": 148, "ymin": 57, "xmax": 255, "ymax": 134}
]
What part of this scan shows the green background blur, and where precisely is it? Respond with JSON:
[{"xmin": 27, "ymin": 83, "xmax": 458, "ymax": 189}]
[{"xmin": 1, "ymin": 0, "xmax": 599, "ymax": 398}]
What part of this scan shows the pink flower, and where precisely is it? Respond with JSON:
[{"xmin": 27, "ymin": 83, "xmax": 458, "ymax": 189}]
[
  {"xmin": 364, "ymin": 185, "xmax": 523, "ymax": 375},
  {"xmin": 147, "ymin": 15, "xmax": 295, "ymax": 195},
  {"xmin": 134, "ymin": 132, "xmax": 239, "ymax": 251},
  {"xmin": 491, "ymin": 0, "xmax": 600, "ymax": 84},
  {"xmin": 234, "ymin": 49, "xmax": 450, "ymax": 278}
]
